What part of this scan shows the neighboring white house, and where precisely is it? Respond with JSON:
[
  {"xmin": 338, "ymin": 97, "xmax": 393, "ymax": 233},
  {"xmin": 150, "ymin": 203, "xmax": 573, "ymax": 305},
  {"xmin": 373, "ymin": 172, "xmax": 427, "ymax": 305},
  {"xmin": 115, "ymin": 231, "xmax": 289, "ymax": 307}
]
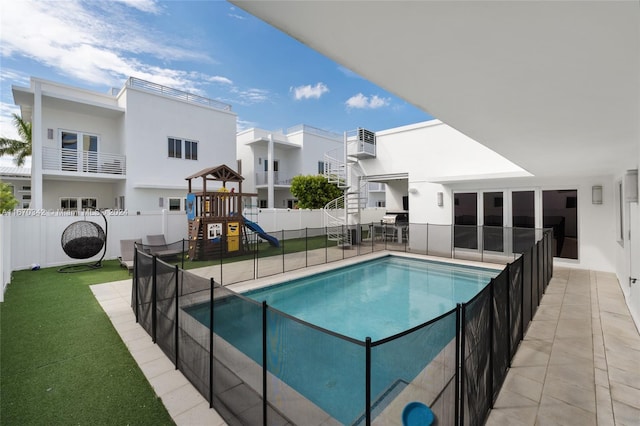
[
  {"xmin": 237, "ymin": 124, "xmax": 385, "ymax": 209},
  {"xmin": 11, "ymin": 77, "xmax": 237, "ymax": 213},
  {"xmin": 0, "ymin": 166, "xmax": 32, "ymax": 209}
]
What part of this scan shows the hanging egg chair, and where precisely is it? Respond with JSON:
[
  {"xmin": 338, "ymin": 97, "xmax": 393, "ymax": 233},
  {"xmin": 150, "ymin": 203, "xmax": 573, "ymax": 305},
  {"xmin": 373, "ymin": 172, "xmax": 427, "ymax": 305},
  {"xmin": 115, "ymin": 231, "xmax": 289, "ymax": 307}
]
[{"xmin": 58, "ymin": 209, "xmax": 108, "ymax": 273}]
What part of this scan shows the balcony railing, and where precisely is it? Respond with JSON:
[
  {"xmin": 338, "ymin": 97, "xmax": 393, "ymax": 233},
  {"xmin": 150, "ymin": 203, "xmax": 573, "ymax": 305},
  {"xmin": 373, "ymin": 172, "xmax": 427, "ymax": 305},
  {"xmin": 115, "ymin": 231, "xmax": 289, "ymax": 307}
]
[
  {"xmin": 126, "ymin": 77, "xmax": 232, "ymax": 112},
  {"xmin": 255, "ymin": 171, "xmax": 294, "ymax": 186},
  {"xmin": 42, "ymin": 147, "xmax": 126, "ymax": 175}
]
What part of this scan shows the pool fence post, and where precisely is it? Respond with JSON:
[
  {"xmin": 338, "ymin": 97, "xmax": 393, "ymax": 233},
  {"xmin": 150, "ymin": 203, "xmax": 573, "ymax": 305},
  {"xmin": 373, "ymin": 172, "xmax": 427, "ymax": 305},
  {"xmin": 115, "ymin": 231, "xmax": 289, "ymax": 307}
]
[
  {"xmin": 520, "ymin": 254, "xmax": 525, "ymax": 343},
  {"xmin": 489, "ymin": 279, "xmax": 494, "ymax": 408},
  {"xmin": 152, "ymin": 255, "xmax": 157, "ymax": 343},
  {"xmin": 134, "ymin": 246, "xmax": 139, "ymax": 323},
  {"xmin": 455, "ymin": 303, "xmax": 461, "ymax": 426},
  {"xmin": 506, "ymin": 263, "xmax": 512, "ymax": 367},
  {"xmin": 459, "ymin": 302, "xmax": 466, "ymax": 426},
  {"xmin": 219, "ymin": 237, "xmax": 223, "ymax": 285},
  {"xmin": 370, "ymin": 222, "xmax": 374, "ymax": 253},
  {"xmin": 450, "ymin": 224, "xmax": 454, "ymax": 259},
  {"xmin": 209, "ymin": 278, "xmax": 214, "ymax": 408},
  {"xmin": 262, "ymin": 301, "xmax": 268, "ymax": 425},
  {"xmin": 181, "ymin": 239, "xmax": 185, "ymax": 270},
  {"xmin": 281, "ymin": 229, "xmax": 285, "ymax": 274},
  {"xmin": 174, "ymin": 264, "xmax": 179, "ymax": 370},
  {"xmin": 324, "ymin": 227, "xmax": 328, "ymax": 264},
  {"xmin": 365, "ymin": 337, "xmax": 372, "ymax": 426},
  {"xmin": 304, "ymin": 227, "xmax": 309, "ymax": 268}
]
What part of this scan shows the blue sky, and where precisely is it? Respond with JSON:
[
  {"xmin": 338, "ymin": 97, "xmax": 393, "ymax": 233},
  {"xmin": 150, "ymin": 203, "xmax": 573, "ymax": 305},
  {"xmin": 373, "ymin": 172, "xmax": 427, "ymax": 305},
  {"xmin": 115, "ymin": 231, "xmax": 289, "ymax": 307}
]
[{"xmin": 0, "ymin": 0, "xmax": 432, "ymax": 167}]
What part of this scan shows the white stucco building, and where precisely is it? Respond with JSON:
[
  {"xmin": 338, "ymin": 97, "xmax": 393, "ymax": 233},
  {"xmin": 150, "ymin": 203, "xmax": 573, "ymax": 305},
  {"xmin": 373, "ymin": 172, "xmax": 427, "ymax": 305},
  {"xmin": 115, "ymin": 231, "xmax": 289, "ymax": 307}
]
[
  {"xmin": 11, "ymin": 77, "xmax": 237, "ymax": 212},
  {"xmin": 0, "ymin": 166, "xmax": 31, "ymax": 209},
  {"xmin": 238, "ymin": 124, "xmax": 361, "ymax": 209}
]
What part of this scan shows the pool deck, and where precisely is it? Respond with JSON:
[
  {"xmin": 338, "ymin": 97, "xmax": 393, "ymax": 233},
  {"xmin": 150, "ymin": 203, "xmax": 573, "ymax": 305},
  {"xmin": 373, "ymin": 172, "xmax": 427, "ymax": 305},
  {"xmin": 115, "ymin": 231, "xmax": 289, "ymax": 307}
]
[{"xmin": 91, "ymin": 254, "xmax": 640, "ymax": 425}]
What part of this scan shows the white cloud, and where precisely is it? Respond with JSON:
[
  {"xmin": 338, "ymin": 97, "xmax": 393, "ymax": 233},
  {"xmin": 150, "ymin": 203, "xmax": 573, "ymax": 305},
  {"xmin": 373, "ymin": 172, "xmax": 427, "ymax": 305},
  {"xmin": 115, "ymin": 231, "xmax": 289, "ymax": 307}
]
[
  {"xmin": 0, "ymin": 0, "xmax": 211, "ymax": 89},
  {"xmin": 113, "ymin": 0, "xmax": 162, "ymax": 14},
  {"xmin": 292, "ymin": 82, "xmax": 329, "ymax": 100},
  {"xmin": 206, "ymin": 76, "xmax": 234, "ymax": 85},
  {"xmin": 345, "ymin": 93, "xmax": 390, "ymax": 109}
]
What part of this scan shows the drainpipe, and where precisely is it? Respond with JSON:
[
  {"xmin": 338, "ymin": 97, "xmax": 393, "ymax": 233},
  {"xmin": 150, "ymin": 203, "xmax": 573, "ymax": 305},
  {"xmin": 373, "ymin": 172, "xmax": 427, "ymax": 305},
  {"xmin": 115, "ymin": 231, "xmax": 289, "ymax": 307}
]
[{"xmin": 267, "ymin": 134, "xmax": 274, "ymax": 209}]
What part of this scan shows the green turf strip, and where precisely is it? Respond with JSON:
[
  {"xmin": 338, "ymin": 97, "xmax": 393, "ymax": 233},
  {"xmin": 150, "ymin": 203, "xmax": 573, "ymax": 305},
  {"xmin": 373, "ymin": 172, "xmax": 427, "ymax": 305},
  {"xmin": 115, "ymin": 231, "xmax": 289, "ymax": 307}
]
[{"xmin": 0, "ymin": 260, "xmax": 174, "ymax": 425}]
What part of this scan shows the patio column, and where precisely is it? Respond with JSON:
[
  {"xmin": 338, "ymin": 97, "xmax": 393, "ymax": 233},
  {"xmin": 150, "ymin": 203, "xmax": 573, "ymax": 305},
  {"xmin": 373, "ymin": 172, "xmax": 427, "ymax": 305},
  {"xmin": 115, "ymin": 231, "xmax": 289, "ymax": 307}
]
[
  {"xmin": 31, "ymin": 80, "xmax": 43, "ymax": 209},
  {"xmin": 267, "ymin": 134, "xmax": 274, "ymax": 209}
]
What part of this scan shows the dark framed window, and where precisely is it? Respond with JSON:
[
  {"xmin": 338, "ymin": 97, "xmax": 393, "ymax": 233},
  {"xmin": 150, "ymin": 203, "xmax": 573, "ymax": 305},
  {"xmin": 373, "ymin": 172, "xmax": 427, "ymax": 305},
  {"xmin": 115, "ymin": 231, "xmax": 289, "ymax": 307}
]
[
  {"xmin": 483, "ymin": 192, "xmax": 504, "ymax": 252},
  {"xmin": 543, "ymin": 189, "xmax": 578, "ymax": 259},
  {"xmin": 185, "ymin": 140, "xmax": 198, "ymax": 160},
  {"xmin": 168, "ymin": 198, "xmax": 181, "ymax": 211},
  {"xmin": 454, "ymin": 192, "xmax": 478, "ymax": 249},
  {"xmin": 512, "ymin": 190, "xmax": 535, "ymax": 253},
  {"xmin": 168, "ymin": 138, "xmax": 182, "ymax": 158}
]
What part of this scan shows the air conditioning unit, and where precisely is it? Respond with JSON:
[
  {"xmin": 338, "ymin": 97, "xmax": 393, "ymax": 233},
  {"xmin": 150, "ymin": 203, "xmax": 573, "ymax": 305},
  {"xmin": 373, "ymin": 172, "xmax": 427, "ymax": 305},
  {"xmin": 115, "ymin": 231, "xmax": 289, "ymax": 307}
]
[{"xmin": 358, "ymin": 128, "xmax": 375, "ymax": 144}]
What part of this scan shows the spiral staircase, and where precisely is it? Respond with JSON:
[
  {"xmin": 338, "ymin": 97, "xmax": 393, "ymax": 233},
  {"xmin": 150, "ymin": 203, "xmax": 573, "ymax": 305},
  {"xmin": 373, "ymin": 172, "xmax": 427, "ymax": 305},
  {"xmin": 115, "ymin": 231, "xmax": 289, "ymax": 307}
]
[{"xmin": 323, "ymin": 128, "xmax": 376, "ymax": 246}]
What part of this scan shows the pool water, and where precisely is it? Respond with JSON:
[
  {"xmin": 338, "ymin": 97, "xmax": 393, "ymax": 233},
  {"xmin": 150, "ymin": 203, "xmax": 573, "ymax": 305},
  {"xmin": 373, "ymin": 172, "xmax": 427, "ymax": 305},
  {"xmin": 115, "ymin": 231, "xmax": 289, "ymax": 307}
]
[
  {"xmin": 245, "ymin": 256, "xmax": 497, "ymax": 340},
  {"xmin": 186, "ymin": 256, "xmax": 498, "ymax": 424}
]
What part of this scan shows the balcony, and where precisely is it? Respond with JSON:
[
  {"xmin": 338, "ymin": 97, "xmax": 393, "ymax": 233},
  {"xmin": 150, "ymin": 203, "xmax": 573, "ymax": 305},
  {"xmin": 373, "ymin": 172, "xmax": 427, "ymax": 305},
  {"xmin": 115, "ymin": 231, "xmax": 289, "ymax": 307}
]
[
  {"xmin": 255, "ymin": 171, "xmax": 294, "ymax": 186},
  {"xmin": 42, "ymin": 147, "xmax": 126, "ymax": 177}
]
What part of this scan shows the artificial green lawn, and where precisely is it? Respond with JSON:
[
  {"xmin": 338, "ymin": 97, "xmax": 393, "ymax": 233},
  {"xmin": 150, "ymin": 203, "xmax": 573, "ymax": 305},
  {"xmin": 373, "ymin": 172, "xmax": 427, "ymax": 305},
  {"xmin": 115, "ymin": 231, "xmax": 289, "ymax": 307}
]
[
  {"xmin": 0, "ymin": 260, "xmax": 174, "ymax": 425},
  {"xmin": 0, "ymin": 235, "xmax": 338, "ymax": 424}
]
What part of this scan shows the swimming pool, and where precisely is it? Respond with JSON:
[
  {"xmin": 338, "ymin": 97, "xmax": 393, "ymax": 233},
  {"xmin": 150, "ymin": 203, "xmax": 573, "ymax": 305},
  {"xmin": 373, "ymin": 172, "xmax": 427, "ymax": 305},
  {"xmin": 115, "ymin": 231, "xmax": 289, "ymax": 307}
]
[{"xmin": 186, "ymin": 255, "xmax": 499, "ymax": 424}]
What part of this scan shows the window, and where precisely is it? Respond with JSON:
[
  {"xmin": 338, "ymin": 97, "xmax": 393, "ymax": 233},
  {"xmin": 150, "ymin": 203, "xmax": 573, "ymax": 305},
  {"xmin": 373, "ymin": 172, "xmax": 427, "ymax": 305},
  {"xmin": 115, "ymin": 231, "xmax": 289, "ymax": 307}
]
[
  {"xmin": 60, "ymin": 130, "xmax": 99, "ymax": 172},
  {"xmin": 61, "ymin": 198, "xmax": 78, "ymax": 211},
  {"xmin": 543, "ymin": 189, "xmax": 578, "ymax": 259},
  {"xmin": 454, "ymin": 192, "xmax": 478, "ymax": 249},
  {"xmin": 483, "ymin": 192, "xmax": 504, "ymax": 252},
  {"xmin": 512, "ymin": 191, "xmax": 535, "ymax": 253},
  {"xmin": 168, "ymin": 138, "xmax": 182, "ymax": 158},
  {"xmin": 168, "ymin": 198, "xmax": 181, "ymax": 211},
  {"xmin": 259, "ymin": 199, "xmax": 267, "ymax": 208},
  {"xmin": 318, "ymin": 161, "xmax": 325, "ymax": 174},
  {"xmin": 81, "ymin": 198, "xmax": 97, "ymax": 210},
  {"xmin": 185, "ymin": 140, "xmax": 198, "ymax": 160},
  {"xmin": 21, "ymin": 185, "xmax": 31, "ymax": 191},
  {"xmin": 23, "ymin": 195, "xmax": 31, "ymax": 201}
]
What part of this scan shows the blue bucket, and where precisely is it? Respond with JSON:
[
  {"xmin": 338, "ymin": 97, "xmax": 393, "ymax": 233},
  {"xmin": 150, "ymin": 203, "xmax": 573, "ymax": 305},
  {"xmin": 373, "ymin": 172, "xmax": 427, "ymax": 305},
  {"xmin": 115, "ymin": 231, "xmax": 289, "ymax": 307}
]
[{"xmin": 402, "ymin": 402, "xmax": 434, "ymax": 426}]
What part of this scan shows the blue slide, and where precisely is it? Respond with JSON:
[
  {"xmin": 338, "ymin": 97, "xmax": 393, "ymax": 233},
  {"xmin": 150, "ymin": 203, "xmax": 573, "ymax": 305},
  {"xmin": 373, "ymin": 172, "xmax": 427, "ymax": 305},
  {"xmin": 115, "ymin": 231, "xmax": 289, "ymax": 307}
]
[{"xmin": 243, "ymin": 216, "xmax": 280, "ymax": 247}]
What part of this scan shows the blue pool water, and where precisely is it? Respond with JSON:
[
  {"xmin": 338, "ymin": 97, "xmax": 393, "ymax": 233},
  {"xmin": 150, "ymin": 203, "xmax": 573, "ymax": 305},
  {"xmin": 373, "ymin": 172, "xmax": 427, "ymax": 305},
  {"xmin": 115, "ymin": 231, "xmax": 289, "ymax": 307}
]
[{"xmin": 186, "ymin": 256, "xmax": 498, "ymax": 424}]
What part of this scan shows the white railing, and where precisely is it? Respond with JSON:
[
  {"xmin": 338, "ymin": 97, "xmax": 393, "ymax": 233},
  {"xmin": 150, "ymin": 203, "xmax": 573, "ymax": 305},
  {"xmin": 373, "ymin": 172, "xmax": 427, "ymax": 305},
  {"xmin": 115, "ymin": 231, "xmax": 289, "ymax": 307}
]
[
  {"xmin": 255, "ymin": 172, "xmax": 294, "ymax": 186},
  {"xmin": 126, "ymin": 77, "xmax": 232, "ymax": 112},
  {"xmin": 42, "ymin": 147, "xmax": 126, "ymax": 175},
  {"xmin": 323, "ymin": 147, "xmax": 347, "ymax": 187},
  {"xmin": 324, "ymin": 194, "xmax": 348, "ymax": 244}
]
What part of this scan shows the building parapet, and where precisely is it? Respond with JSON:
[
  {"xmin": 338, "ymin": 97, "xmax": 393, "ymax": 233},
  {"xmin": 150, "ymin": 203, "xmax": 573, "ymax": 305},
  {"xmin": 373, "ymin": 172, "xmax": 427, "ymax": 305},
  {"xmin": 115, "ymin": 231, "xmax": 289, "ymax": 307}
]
[{"xmin": 126, "ymin": 77, "xmax": 232, "ymax": 112}]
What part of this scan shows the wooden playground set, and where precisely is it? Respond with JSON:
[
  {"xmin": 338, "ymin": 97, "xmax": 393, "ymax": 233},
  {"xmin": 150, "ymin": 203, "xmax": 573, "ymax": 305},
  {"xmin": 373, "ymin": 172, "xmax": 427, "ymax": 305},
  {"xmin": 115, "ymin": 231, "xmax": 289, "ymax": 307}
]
[{"xmin": 185, "ymin": 164, "xmax": 279, "ymax": 261}]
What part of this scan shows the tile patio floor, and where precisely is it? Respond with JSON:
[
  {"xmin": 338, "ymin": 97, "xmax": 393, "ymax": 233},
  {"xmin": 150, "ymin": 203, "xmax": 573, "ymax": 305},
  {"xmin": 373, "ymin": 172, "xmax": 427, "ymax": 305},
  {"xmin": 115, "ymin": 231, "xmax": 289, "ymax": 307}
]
[{"xmin": 91, "ymin": 258, "xmax": 640, "ymax": 425}]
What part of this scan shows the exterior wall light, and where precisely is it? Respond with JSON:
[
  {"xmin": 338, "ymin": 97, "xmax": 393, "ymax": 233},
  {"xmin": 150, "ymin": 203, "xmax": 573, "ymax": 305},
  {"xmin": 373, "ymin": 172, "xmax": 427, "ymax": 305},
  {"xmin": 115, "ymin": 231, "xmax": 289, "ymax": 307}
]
[
  {"xmin": 408, "ymin": 187, "xmax": 418, "ymax": 194},
  {"xmin": 437, "ymin": 192, "xmax": 444, "ymax": 207},
  {"xmin": 592, "ymin": 185, "xmax": 603, "ymax": 205}
]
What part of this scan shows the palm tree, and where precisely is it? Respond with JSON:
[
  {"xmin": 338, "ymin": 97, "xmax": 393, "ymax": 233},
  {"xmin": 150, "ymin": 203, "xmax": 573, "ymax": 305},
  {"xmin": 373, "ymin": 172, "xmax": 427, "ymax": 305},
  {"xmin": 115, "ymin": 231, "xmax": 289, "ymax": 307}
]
[{"xmin": 0, "ymin": 113, "xmax": 32, "ymax": 166}]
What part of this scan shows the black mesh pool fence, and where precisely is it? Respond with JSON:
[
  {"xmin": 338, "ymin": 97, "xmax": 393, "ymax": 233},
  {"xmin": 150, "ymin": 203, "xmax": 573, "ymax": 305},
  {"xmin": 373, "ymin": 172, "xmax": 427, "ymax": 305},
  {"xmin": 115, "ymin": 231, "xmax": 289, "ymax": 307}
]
[{"xmin": 130, "ymin": 226, "xmax": 553, "ymax": 426}]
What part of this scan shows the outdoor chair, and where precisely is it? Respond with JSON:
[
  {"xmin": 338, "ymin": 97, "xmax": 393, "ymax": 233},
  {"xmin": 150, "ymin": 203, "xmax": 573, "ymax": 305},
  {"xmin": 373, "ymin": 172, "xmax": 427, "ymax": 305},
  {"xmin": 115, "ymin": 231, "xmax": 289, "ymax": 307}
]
[
  {"xmin": 146, "ymin": 234, "xmax": 183, "ymax": 259},
  {"xmin": 119, "ymin": 238, "xmax": 142, "ymax": 273}
]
